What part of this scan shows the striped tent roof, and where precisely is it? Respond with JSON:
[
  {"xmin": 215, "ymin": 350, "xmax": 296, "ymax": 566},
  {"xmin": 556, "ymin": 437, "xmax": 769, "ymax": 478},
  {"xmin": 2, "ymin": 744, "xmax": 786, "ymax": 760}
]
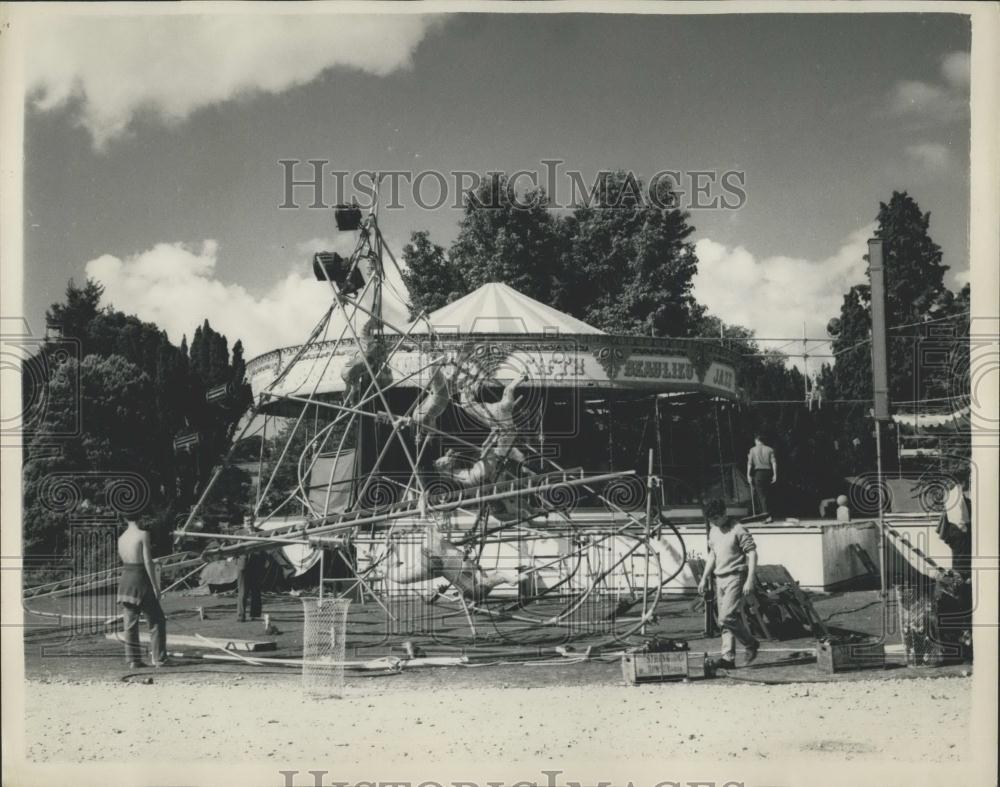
[{"xmin": 416, "ymin": 282, "xmax": 604, "ymax": 336}]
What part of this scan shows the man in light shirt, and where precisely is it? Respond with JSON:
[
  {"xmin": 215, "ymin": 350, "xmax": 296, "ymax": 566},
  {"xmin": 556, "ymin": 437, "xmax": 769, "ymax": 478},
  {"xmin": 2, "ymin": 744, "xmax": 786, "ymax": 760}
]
[
  {"xmin": 697, "ymin": 498, "xmax": 760, "ymax": 670},
  {"xmin": 747, "ymin": 433, "xmax": 778, "ymax": 523}
]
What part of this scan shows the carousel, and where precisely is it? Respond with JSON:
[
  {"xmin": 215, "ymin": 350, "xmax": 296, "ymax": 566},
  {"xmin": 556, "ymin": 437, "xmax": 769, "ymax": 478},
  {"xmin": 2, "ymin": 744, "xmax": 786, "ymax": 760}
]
[{"xmin": 178, "ymin": 200, "xmax": 747, "ymax": 644}]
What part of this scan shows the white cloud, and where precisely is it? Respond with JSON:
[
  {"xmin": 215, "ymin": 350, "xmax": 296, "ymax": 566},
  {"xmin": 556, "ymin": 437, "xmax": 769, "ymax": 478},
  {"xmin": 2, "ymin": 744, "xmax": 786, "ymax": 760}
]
[
  {"xmin": 905, "ymin": 142, "xmax": 953, "ymax": 172},
  {"xmin": 27, "ymin": 14, "xmax": 440, "ymax": 147},
  {"xmin": 888, "ymin": 50, "xmax": 970, "ymax": 119},
  {"xmin": 85, "ymin": 239, "xmax": 412, "ymax": 359},
  {"xmin": 693, "ymin": 224, "xmax": 876, "ymax": 366},
  {"xmin": 941, "ymin": 51, "xmax": 971, "ymax": 88},
  {"xmin": 890, "ymin": 80, "xmax": 952, "ymax": 113}
]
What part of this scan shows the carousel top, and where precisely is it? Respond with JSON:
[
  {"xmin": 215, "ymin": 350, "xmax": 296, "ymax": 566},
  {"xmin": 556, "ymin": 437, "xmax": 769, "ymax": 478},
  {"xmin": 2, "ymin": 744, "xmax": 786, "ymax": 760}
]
[
  {"xmin": 409, "ymin": 282, "xmax": 605, "ymax": 336},
  {"xmin": 246, "ymin": 282, "xmax": 741, "ymax": 405}
]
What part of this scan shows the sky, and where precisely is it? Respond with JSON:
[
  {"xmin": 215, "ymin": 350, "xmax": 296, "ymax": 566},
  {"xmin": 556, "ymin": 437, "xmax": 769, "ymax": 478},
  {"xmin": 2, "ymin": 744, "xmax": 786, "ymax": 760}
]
[{"xmin": 21, "ymin": 10, "xmax": 972, "ymax": 360}]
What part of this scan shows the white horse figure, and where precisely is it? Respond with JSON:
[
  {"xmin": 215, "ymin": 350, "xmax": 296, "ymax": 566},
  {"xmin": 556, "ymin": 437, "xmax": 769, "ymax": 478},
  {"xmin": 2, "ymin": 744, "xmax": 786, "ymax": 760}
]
[
  {"xmin": 388, "ymin": 524, "xmax": 518, "ymax": 602},
  {"xmin": 456, "ymin": 372, "xmax": 530, "ymax": 467},
  {"xmin": 411, "ymin": 356, "xmax": 450, "ymax": 430}
]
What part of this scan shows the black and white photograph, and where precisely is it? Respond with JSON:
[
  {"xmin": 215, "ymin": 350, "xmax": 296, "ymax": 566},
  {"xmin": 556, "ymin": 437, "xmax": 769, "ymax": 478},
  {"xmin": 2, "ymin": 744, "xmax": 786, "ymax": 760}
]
[{"xmin": 1, "ymin": 3, "xmax": 997, "ymax": 786}]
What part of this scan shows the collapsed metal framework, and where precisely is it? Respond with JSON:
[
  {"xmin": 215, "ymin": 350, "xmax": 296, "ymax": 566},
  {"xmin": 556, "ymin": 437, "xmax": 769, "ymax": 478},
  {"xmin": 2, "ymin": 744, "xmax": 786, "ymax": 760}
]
[{"xmin": 26, "ymin": 195, "xmax": 687, "ymax": 643}]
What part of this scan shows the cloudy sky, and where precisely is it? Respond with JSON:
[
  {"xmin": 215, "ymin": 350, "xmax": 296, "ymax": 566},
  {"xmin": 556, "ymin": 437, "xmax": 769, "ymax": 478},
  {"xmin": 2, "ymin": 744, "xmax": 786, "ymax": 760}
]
[{"xmin": 21, "ymin": 10, "xmax": 971, "ymax": 358}]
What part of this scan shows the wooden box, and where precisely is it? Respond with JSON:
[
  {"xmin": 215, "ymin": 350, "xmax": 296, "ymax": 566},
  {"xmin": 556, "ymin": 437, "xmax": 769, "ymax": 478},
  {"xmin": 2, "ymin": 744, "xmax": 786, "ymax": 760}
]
[
  {"xmin": 816, "ymin": 639, "xmax": 885, "ymax": 673},
  {"xmin": 622, "ymin": 651, "xmax": 707, "ymax": 684}
]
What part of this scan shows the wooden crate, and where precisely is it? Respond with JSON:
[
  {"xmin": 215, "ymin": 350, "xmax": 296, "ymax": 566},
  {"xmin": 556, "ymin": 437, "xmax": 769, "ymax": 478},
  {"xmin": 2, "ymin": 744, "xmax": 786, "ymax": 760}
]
[
  {"xmin": 622, "ymin": 651, "xmax": 707, "ymax": 684},
  {"xmin": 816, "ymin": 639, "xmax": 885, "ymax": 673}
]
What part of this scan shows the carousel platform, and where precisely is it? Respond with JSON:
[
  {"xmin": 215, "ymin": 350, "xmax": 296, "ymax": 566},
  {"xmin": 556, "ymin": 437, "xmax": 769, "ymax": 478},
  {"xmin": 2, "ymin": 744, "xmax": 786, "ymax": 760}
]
[
  {"xmin": 651, "ymin": 513, "xmax": 951, "ymax": 592},
  {"xmin": 250, "ymin": 510, "xmax": 946, "ymax": 595}
]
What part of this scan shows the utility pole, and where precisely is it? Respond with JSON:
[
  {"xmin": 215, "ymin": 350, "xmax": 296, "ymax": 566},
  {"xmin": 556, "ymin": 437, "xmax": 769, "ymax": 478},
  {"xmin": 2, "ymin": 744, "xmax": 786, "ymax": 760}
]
[{"xmin": 868, "ymin": 239, "xmax": 892, "ymax": 616}]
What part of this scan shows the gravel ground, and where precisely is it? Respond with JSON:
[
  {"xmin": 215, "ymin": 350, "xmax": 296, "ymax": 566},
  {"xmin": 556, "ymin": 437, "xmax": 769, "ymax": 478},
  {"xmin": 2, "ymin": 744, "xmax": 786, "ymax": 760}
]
[
  {"xmin": 15, "ymin": 589, "xmax": 983, "ymax": 784},
  {"xmin": 22, "ymin": 672, "xmax": 971, "ymax": 765}
]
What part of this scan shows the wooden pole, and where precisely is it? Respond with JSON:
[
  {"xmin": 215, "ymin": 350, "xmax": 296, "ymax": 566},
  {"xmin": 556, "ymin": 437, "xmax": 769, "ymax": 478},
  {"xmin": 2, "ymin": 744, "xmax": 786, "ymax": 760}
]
[{"xmin": 875, "ymin": 419, "xmax": 887, "ymax": 601}]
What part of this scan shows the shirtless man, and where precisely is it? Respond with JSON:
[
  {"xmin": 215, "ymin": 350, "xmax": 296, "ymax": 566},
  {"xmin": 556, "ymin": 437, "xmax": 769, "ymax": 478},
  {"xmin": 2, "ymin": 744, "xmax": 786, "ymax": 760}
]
[
  {"xmin": 116, "ymin": 517, "xmax": 168, "ymax": 668},
  {"xmin": 747, "ymin": 433, "xmax": 778, "ymax": 523}
]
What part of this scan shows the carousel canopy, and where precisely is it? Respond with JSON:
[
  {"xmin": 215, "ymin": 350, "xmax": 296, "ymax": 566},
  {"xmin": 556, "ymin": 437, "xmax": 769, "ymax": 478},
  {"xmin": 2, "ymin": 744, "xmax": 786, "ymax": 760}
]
[
  {"xmin": 247, "ymin": 281, "xmax": 742, "ymax": 404},
  {"xmin": 415, "ymin": 283, "xmax": 605, "ymax": 336}
]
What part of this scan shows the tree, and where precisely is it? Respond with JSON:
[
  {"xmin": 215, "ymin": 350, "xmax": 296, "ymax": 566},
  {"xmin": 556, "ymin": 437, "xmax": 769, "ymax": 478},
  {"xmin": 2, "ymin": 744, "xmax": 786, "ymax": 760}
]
[
  {"xmin": 209, "ymin": 330, "xmax": 230, "ymax": 387},
  {"xmin": 403, "ymin": 171, "xmax": 705, "ymax": 338},
  {"xmin": 23, "ymin": 281, "xmax": 253, "ymax": 570},
  {"xmin": 231, "ymin": 340, "xmax": 246, "ymax": 386},
  {"xmin": 23, "ymin": 355, "xmax": 158, "ymax": 556},
  {"xmin": 401, "ymin": 231, "xmax": 465, "ymax": 318},
  {"xmin": 824, "ymin": 191, "xmax": 969, "ymax": 480},
  {"xmin": 558, "ymin": 171, "xmax": 703, "ymax": 336},
  {"xmin": 878, "ymin": 192, "xmax": 948, "ymax": 320},
  {"xmin": 830, "ymin": 191, "xmax": 953, "ymax": 405},
  {"xmin": 45, "ymin": 279, "xmax": 104, "ymax": 352},
  {"xmin": 448, "ymin": 173, "xmax": 563, "ymax": 304},
  {"xmin": 229, "ymin": 339, "xmax": 253, "ymax": 412}
]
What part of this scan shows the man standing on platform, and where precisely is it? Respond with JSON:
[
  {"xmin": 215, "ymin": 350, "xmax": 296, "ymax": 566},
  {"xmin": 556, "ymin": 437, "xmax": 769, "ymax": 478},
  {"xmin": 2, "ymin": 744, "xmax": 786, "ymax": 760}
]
[
  {"xmin": 747, "ymin": 433, "xmax": 778, "ymax": 523},
  {"xmin": 697, "ymin": 498, "xmax": 759, "ymax": 670}
]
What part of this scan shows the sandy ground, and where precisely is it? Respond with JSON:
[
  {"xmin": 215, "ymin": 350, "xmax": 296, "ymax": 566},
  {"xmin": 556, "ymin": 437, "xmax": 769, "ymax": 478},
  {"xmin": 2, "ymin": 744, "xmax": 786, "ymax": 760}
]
[
  {"xmin": 15, "ymin": 587, "xmax": 980, "ymax": 782},
  {"xmin": 23, "ymin": 671, "xmax": 971, "ymax": 765}
]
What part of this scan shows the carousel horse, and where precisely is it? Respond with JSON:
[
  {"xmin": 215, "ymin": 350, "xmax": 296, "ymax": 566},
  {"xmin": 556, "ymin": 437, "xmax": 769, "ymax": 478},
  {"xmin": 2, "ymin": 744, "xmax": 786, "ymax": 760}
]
[
  {"xmin": 388, "ymin": 525, "xmax": 518, "ymax": 602},
  {"xmin": 456, "ymin": 372, "xmax": 531, "ymax": 470},
  {"xmin": 411, "ymin": 356, "xmax": 450, "ymax": 430}
]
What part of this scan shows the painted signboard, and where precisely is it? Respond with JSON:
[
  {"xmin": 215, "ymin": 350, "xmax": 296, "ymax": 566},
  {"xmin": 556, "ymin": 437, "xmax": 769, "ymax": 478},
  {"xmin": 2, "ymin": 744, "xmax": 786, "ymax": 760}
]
[{"xmin": 246, "ymin": 334, "xmax": 740, "ymax": 403}]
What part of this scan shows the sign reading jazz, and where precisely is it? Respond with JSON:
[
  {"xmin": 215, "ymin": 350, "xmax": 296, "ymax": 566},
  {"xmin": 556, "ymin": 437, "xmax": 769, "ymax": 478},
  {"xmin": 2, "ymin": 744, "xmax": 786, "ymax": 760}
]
[{"xmin": 704, "ymin": 361, "xmax": 736, "ymax": 395}]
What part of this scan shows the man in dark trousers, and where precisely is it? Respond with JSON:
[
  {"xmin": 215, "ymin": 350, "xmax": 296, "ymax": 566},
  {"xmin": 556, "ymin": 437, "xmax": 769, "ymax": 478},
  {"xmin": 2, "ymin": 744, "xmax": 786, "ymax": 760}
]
[
  {"xmin": 697, "ymin": 498, "xmax": 760, "ymax": 670},
  {"xmin": 747, "ymin": 433, "xmax": 778, "ymax": 523},
  {"xmin": 117, "ymin": 516, "xmax": 168, "ymax": 668},
  {"xmin": 236, "ymin": 534, "xmax": 267, "ymax": 622}
]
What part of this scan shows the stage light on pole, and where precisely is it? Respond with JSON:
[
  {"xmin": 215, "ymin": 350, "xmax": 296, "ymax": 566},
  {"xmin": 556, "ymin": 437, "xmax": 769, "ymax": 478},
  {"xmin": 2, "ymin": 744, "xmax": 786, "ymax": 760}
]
[
  {"xmin": 334, "ymin": 203, "xmax": 362, "ymax": 231},
  {"xmin": 312, "ymin": 251, "xmax": 366, "ymax": 295},
  {"xmin": 206, "ymin": 381, "xmax": 238, "ymax": 406},
  {"xmin": 173, "ymin": 432, "xmax": 200, "ymax": 454}
]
